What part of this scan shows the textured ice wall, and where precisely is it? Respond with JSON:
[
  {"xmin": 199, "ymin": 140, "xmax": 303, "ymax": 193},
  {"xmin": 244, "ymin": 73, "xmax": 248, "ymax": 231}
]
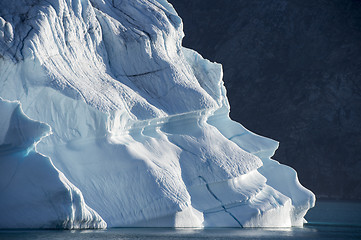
[
  {"xmin": 0, "ymin": 0, "xmax": 314, "ymax": 228},
  {"xmin": 0, "ymin": 98, "xmax": 106, "ymax": 229}
]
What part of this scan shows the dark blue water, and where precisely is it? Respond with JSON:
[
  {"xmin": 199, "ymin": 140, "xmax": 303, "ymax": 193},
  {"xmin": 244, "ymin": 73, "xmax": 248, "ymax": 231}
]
[{"xmin": 1, "ymin": 201, "xmax": 361, "ymax": 240}]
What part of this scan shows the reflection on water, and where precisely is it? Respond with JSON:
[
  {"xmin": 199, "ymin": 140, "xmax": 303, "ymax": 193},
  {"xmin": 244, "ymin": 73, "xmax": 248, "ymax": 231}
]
[
  {"xmin": 0, "ymin": 227, "xmax": 361, "ymax": 240},
  {"xmin": 0, "ymin": 228, "xmax": 314, "ymax": 240},
  {"xmin": 1, "ymin": 201, "xmax": 361, "ymax": 240},
  {"xmin": 1, "ymin": 226, "xmax": 360, "ymax": 240},
  {"xmin": 305, "ymin": 200, "xmax": 361, "ymax": 227}
]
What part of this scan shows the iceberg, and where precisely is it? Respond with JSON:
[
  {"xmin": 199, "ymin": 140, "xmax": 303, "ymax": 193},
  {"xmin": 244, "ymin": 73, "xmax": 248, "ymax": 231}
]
[
  {"xmin": 0, "ymin": 0, "xmax": 315, "ymax": 228},
  {"xmin": 0, "ymin": 98, "xmax": 106, "ymax": 229}
]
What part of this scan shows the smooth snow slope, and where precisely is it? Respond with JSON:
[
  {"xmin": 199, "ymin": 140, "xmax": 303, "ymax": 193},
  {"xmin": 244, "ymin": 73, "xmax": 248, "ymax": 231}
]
[{"xmin": 0, "ymin": 0, "xmax": 314, "ymax": 228}]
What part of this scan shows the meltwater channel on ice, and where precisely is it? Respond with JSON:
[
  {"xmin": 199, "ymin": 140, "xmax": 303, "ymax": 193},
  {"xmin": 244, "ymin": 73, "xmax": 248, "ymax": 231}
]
[{"xmin": 0, "ymin": 0, "xmax": 314, "ymax": 229}]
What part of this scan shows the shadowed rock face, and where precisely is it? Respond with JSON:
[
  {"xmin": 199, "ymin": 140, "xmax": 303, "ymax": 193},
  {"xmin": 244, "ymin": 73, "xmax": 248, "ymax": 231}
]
[{"xmin": 169, "ymin": 0, "xmax": 361, "ymax": 200}]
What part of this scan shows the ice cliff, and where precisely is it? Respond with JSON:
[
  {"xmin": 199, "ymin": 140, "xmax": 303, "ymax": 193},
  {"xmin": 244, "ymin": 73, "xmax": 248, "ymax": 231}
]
[
  {"xmin": 0, "ymin": 98, "xmax": 106, "ymax": 228},
  {"xmin": 0, "ymin": 0, "xmax": 315, "ymax": 229}
]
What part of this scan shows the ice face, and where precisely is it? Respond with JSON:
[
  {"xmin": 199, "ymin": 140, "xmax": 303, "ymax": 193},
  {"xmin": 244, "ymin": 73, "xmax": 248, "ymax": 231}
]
[
  {"xmin": 0, "ymin": 0, "xmax": 315, "ymax": 228},
  {"xmin": 0, "ymin": 98, "xmax": 106, "ymax": 229}
]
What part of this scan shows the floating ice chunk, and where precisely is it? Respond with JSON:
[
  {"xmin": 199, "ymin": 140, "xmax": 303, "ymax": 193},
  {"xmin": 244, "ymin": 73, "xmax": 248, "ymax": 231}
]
[{"xmin": 0, "ymin": 0, "xmax": 314, "ymax": 228}]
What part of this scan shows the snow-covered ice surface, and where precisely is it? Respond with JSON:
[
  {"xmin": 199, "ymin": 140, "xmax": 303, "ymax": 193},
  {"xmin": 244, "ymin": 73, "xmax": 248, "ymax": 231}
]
[
  {"xmin": 0, "ymin": 98, "xmax": 106, "ymax": 229},
  {"xmin": 0, "ymin": 0, "xmax": 315, "ymax": 229}
]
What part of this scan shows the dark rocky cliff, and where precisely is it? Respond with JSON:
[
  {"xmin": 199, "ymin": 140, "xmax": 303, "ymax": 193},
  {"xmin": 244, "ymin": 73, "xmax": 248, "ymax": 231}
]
[{"xmin": 169, "ymin": 0, "xmax": 361, "ymax": 200}]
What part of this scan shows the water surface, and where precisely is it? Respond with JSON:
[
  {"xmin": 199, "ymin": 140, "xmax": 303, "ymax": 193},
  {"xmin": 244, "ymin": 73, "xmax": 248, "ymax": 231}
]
[{"xmin": 1, "ymin": 200, "xmax": 360, "ymax": 240}]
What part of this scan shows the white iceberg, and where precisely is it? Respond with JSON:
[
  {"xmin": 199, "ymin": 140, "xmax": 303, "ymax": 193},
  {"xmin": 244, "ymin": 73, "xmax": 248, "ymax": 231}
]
[
  {"xmin": 0, "ymin": 0, "xmax": 315, "ymax": 228},
  {"xmin": 0, "ymin": 98, "xmax": 106, "ymax": 229}
]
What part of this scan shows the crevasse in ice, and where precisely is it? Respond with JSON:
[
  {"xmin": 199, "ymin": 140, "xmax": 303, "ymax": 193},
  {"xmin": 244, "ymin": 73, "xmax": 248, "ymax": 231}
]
[{"xmin": 0, "ymin": 0, "xmax": 315, "ymax": 228}]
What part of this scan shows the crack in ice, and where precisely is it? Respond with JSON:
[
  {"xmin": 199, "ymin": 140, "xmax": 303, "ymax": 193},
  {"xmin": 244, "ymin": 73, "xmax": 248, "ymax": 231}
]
[{"xmin": 198, "ymin": 176, "xmax": 243, "ymax": 227}]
